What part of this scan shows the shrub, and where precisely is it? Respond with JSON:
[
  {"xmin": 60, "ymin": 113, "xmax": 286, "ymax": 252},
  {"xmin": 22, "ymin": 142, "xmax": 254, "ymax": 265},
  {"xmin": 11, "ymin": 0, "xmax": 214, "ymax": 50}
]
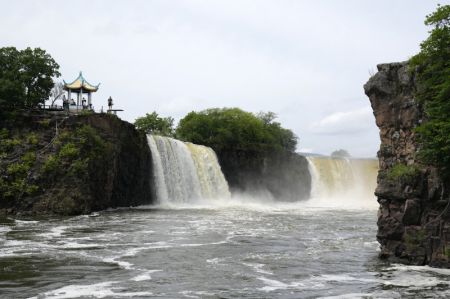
[
  {"xmin": 387, "ymin": 163, "xmax": 420, "ymax": 183},
  {"xmin": 58, "ymin": 142, "xmax": 80, "ymax": 160},
  {"xmin": 26, "ymin": 132, "xmax": 39, "ymax": 145},
  {"xmin": 42, "ymin": 154, "xmax": 59, "ymax": 174}
]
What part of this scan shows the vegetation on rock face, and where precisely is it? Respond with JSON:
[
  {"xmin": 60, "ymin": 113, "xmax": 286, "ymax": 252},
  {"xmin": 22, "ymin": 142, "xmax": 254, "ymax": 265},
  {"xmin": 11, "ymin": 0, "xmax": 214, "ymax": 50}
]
[
  {"xmin": 0, "ymin": 47, "xmax": 60, "ymax": 112},
  {"xmin": 134, "ymin": 111, "xmax": 175, "ymax": 137},
  {"xmin": 176, "ymin": 108, "xmax": 297, "ymax": 153},
  {"xmin": 0, "ymin": 115, "xmax": 112, "ymax": 213},
  {"xmin": 386, "ymin": 163, "xmax": 420, "ymax": 183},
  {"xmin": 410, "ymin": 4, "xmax": 450, "ymax": 177}
]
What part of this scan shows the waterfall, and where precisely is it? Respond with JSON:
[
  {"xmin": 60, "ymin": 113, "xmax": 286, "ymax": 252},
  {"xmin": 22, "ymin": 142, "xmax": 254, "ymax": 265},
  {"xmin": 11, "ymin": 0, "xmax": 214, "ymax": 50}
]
[
  {"xmin": 306, "ymin": 156, "xmax": 379, "ymax": 208},
  {"xmin": 147, "ymin": 135, "xmax": 231, "ymax": 204}
]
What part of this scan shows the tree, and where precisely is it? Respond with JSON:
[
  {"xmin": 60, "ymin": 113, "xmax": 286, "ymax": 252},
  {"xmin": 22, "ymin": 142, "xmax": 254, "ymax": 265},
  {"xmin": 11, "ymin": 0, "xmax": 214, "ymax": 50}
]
[
  {"xmin": 176, "ymin": 108, "xmax": 297, "ymax": 153},
  {"xmin": 410, "ymin": 4, "xmax": 450, "ymax": 177},
  {"xmin": 0, "ymin": 47, "xmax": 60, "ymax": 110},
  {"xmin": 134, "ymin": 112, "xmax": 174, "ymax": 137},
  {"xmin": 331, "ymin": 149, "xmax": 351, "ymax": 158},
  {"xmin": 49, "ymin": 82, "xmax": 65, "ymax": 107}
]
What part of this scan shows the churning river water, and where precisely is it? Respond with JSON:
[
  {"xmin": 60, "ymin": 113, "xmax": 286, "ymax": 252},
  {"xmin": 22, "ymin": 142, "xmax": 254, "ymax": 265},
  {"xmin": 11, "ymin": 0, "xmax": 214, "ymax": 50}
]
[{"xmin": 2, "ymin": 198, "xmax": 450, "ymax": 299}]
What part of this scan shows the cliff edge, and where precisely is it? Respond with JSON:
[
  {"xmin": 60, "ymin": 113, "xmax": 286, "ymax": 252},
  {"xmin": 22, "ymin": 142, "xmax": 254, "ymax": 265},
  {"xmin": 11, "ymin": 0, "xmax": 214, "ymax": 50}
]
[
  {"xmin": 365, "ymin": 62, "xmax": 449, "ymax": 267},
  {"xmin": 0, "ymin": 113, "xmax": 154, "ymax": 215}
]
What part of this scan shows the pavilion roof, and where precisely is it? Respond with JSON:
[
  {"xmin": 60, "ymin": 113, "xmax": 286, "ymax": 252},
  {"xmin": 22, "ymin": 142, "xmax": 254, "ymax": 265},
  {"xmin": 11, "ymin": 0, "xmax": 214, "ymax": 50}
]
[{"xmin": 63, "ymin": 72, "xmax": 100, "ymax": 92}]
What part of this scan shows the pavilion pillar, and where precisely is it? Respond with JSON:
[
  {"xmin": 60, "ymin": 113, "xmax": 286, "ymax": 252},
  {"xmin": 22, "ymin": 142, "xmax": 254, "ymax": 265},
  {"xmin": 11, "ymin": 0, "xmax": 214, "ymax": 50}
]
[
  {"xmin": 88, "ymin": 92, "xmax": 92, "ymax": 109},
  {"xmin": 68, "ymin": 90, "xmax": 71, "ymax": 102}
]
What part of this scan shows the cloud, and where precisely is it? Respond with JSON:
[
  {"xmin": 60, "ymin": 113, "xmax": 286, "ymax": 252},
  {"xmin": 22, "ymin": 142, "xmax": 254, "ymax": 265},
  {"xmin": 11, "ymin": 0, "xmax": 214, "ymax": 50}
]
[{"xmin": 309, "ymin": 107, "xmax": 375, "ymax": 135}]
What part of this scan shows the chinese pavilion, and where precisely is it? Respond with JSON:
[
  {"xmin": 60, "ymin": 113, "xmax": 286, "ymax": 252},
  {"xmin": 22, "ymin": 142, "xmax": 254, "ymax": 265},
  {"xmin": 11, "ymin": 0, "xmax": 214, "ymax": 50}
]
[{"xmin": 63, "ymin": 72, "xmax": 100, "ymax": 111}]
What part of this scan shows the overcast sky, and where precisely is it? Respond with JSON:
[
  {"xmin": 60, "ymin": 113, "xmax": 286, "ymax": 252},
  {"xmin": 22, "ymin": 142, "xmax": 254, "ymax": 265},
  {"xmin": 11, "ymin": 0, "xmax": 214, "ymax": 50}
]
[{"xmin": 1, "ymin": 0, "xmax": 444, "ymax": 157}]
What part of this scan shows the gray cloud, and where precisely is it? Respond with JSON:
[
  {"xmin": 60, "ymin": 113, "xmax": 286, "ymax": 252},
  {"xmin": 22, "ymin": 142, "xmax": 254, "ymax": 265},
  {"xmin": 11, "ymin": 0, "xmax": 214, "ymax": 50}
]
[{"xmin": 0, "ymin": 0, "xmax": 441, "ymax": 157}]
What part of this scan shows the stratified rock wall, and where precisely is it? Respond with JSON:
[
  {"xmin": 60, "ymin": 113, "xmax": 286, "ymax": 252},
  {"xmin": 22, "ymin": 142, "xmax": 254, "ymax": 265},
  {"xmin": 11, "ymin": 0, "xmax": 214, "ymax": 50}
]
[{"xmin": 365, "ymin": 62, "xmax": 449, "ymax": 267}]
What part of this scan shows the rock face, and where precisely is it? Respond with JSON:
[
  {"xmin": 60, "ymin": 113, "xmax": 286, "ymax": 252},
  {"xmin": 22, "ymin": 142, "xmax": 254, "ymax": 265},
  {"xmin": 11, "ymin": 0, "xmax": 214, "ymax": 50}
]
[
  {"xmin": 218, "ymin": 149, "xmax": 311, "ymax": 201},
  {"xmin": 0, "ymin": 113, "xmax": 153, "ymax": 215},
  {"xmin": 365, "ymin": 62, "xmax": 449, "ymax": 267}
]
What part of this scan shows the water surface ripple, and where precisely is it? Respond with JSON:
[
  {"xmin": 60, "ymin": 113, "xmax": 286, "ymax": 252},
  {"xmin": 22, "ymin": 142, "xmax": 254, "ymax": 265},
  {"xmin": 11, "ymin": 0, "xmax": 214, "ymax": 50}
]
[{"xmin": 1, "ymin": 202, "xmax": 450, "ymax": 298}]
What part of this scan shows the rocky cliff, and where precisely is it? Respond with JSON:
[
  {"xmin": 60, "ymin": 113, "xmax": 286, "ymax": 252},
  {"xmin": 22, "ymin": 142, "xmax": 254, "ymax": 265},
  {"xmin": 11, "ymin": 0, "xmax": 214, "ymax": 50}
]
[
  {"xmin": 365, "ymin": 62, "xmax": 449, "ymax": 267},
  {"xmin": 0, "ymin": 113, "xmax": 154, "ymax": 215},
  {"xmin": 218, "ymin": 149, "xmax": 311, "ymax": 201}
]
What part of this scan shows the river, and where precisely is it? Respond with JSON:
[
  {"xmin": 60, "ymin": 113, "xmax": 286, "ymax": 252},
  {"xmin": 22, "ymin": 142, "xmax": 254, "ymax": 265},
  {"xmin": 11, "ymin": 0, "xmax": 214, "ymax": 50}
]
[{"xmin": 2, "ymin": 197, "xmax": 450, "ymax": 298}]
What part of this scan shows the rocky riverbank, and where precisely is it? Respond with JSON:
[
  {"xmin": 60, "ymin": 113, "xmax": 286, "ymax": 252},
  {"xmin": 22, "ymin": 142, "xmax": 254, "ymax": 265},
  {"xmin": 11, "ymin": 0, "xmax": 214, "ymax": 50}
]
[{"xmin": 365, "ymin": 62, "xmax": 450, "ymax": 267}]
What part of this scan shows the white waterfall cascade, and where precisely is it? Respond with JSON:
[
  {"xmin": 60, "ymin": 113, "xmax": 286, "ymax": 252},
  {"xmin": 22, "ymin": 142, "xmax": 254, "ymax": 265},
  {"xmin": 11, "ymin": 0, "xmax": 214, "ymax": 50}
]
[
  {"xmin": 306, "ymin": 156, "xmax": 379, "ymax": 208},
  {"xmin": 147, "ymin": 135, "xmax": 231, "ymax": 204}
]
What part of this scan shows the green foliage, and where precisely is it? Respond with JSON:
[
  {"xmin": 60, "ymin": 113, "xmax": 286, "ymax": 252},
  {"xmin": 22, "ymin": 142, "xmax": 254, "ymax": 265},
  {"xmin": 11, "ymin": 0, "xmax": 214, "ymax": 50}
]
[
  {"xmin": 134, "ymin": 112, "xmax": 175, "ymax": 137},
  {"xmin": 176, "ymin": 108, "xmax": 297, "ymax": 153},
  {"xmin": 387, "ymin": 163, "xmax": 420, "ymax": 183},
  {"xmin": 410, "ymin": 5, "xmax": 450, "ymax": 177},
  {"xmin": 331, "ymin": 149, "xmax": 351, "ymax": 158},
  {"xmin": 0, "ymin": 137, "xmax": 21, "ymax": 152},
  {"xmin": 7, "ymin": 162, "xmax": 29, "ymax": 178},
  {"xmin": 42, "ymin": 154, "xmax": 59, "ymax": 174},
  {"xmin": 0, "ymin": 46, "xmax": 60, "ymax": 110},
  {"xmin": 22, "ymin": 152, "xmax": 36, "ymax": 167},
  {"xmin": 0, "ymin": 128, "xmax": 8, "ymax": 139},
  {"xmin": 58, "ymin": 142, "xmax": 80, "ymax": 160},
  {"xmin": 26, "ymin": 132, "xmax": 39, "ymax": 145},
  {"xmin": 38, "ymin": 119, "xmax": 51, "ymax": 127}
]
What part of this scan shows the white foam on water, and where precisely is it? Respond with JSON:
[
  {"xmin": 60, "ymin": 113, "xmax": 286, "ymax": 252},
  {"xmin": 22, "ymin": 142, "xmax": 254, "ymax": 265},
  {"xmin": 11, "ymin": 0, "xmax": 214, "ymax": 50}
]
[
  {"xmin": 59, "ymin": 241, "xmax": 104, "ymax": 250},
  {"xmin": 388, "ymin": 263, "xmax": 450, "ymax": 276},
  {"xmin": 130, "ymin": 270, "xmax": 162, "ymax": 281},
  {"xmin": 313, "ymin": 274, "xmax": 377, "ymax": 284},
  {"xmin": 242, "ymin": 262, "xmax": 273, "ymax": 275},
  {"xmin": 206, "ymin": 257, "xmax": 222, "ymax": 265},
  {"xmin": 179, "ymin": 290, "xmax": 216, "ymax": 298},
  {"xmin": 318, "ymin": 292, "xmax": 400, "ymax": 299},
  {"xmin": 39, "ymin": 226, "xmax": 69, "ymax": 238},
  {"xmin": 374, "ymin": 264, "xmax": 450, "ymax": 291},
  {"xmin": 257, "ymin": 277, "xmax": 307, "ymax": 292},
  {"xmin": 28, "ymin": 281, "xmax": 153, "ymax": 299},
  {"xmin": 102, "ymin": 257, "xmax": 134, "ymax": 270},
  {"xmin": 14, "ymin": 219, "xmax": 40, "ymax": 225}
]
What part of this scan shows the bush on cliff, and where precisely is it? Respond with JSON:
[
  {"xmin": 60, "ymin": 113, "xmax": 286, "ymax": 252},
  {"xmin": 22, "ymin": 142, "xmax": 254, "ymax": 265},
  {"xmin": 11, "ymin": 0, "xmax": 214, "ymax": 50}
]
[
  {"xmin": 410, "ymin": 4, "xmax": 450, "ymax": 177},
  {"xmin": 0, "ymin": 47, "xmax": 60, "ymax": 111},
  {"xmin": 175, "ymin": 108, "xmax": 297, "ymax": 154}
]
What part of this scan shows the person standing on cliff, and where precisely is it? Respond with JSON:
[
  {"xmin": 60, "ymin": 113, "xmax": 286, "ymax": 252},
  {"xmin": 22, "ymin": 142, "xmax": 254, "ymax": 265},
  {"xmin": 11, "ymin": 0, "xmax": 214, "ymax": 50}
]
[{"xmin": 108, "ymin": 96, "xmax": 113, "ymax": 111}]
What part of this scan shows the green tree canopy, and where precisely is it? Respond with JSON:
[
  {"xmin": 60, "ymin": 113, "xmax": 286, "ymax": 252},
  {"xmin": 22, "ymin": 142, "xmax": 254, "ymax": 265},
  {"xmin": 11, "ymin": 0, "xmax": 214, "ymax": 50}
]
[
  {"xmin": 0, "ymin": 47, "xmax": 60, "ymax": 110},
  {"xmin": 331, "ymin": 149, "xmax": 351, "ymax": 158},
  {"xmin": 176, "ymin": 108, "xmax": 297, "ymax": 153},
  {"xmin": 134, "ymin": 111, "xmax": 175, "ymax": 137},
  {"xmin": 410, "ymin": 4, "xmax": 450, "ymax": 177}
]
